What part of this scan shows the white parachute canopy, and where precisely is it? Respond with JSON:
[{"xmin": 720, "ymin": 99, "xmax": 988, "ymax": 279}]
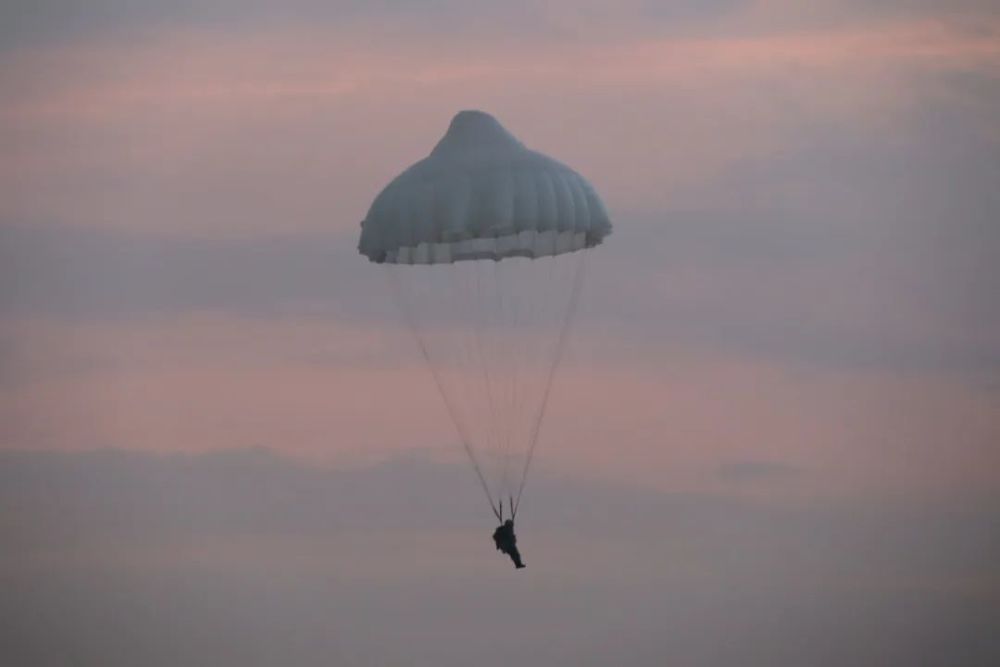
[{"xmin": 359, "ymin": 110, "xmax": 611, "ymax": 519}]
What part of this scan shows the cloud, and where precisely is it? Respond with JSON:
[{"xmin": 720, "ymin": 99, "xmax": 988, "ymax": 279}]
[
  {"xmin": 583, "ymin": 81, "xmax": 1000, "ymax": 375},
  {"xmin": 0, "ymin": 0, "xmax": 764, "ymax": 53},
  {"xmin": 0, "ymin": 0, "xmax": 550, "ymax": 51},
  {"xmin": 716, "ymin": 459, "xmax": 806, "ymax": 484},
  {"xmin": 3, "ymin": 1, "xmax": 995, "ymax": 55},
  {"xmin": 4, "ymin": 78, "xmax": 1000, "ymax": 378},
  {"xmin": 0, "ymin": 224, "xmax": 378, "ymax": 320},
  {"xmin": 1, "ymin": 447, "xmax": 998, "ymax": 666},
  {"xmin": 2, "ymin": 12, "xmax": 994, "ymax": 242}
]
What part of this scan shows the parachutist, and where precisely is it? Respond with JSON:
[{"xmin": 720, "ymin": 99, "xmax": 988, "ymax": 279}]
[{"xmin": 492, "ymin": 520, "xmax": 525, "ymax": 569}]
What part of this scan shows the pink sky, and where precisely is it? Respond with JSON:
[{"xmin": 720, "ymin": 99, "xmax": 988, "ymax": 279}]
[{"xmin": 2, "ymin": 1, "xmax": 998, "ymax": 502}]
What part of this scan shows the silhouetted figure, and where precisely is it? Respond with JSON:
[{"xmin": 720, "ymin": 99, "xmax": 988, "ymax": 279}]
[{"xmin": 492, "ymin": 519, "xmax": 525, "ymax": 569}]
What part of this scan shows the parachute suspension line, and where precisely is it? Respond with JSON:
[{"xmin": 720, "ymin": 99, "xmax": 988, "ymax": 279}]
[
  {"xmin": 472, "ymin": 260, "xmax": 503, "ymax": 496},
  {"xmin": 457, "ymin": 262, "xmax": 503, "ymax": 522},
  {"xmin": 505, "ymin": 255, "xmax": 550, "ymax": 500},
  {"xmin": 496, "ymin": 257, "xmax": 517, "ymax": 498},
  {"xmin": 512, "ymin": 250, "xmax": 588, "ymax": 520},
  {"xmin": 495, "ymin": 256, "xmax": 540, "ymax": 503},
  {"xmin": 386, "ymin": 267, "xmax": 502, "ymax": 521}
]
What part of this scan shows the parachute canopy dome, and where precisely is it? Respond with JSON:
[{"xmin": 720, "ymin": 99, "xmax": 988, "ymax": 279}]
[{"xmin": 358, "ymin": 110, "xmax": 612, "ymax": 265}]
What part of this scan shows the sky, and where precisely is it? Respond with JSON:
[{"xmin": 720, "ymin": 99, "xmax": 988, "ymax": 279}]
[{"xmin": 1, "ymin": 1, "xmax": 999, "ymax": 664}]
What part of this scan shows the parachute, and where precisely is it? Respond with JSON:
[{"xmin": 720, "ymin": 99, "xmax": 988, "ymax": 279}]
[{"xmin": 359, "ymin": 110, "xmax": 611, "ymax": 519}]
